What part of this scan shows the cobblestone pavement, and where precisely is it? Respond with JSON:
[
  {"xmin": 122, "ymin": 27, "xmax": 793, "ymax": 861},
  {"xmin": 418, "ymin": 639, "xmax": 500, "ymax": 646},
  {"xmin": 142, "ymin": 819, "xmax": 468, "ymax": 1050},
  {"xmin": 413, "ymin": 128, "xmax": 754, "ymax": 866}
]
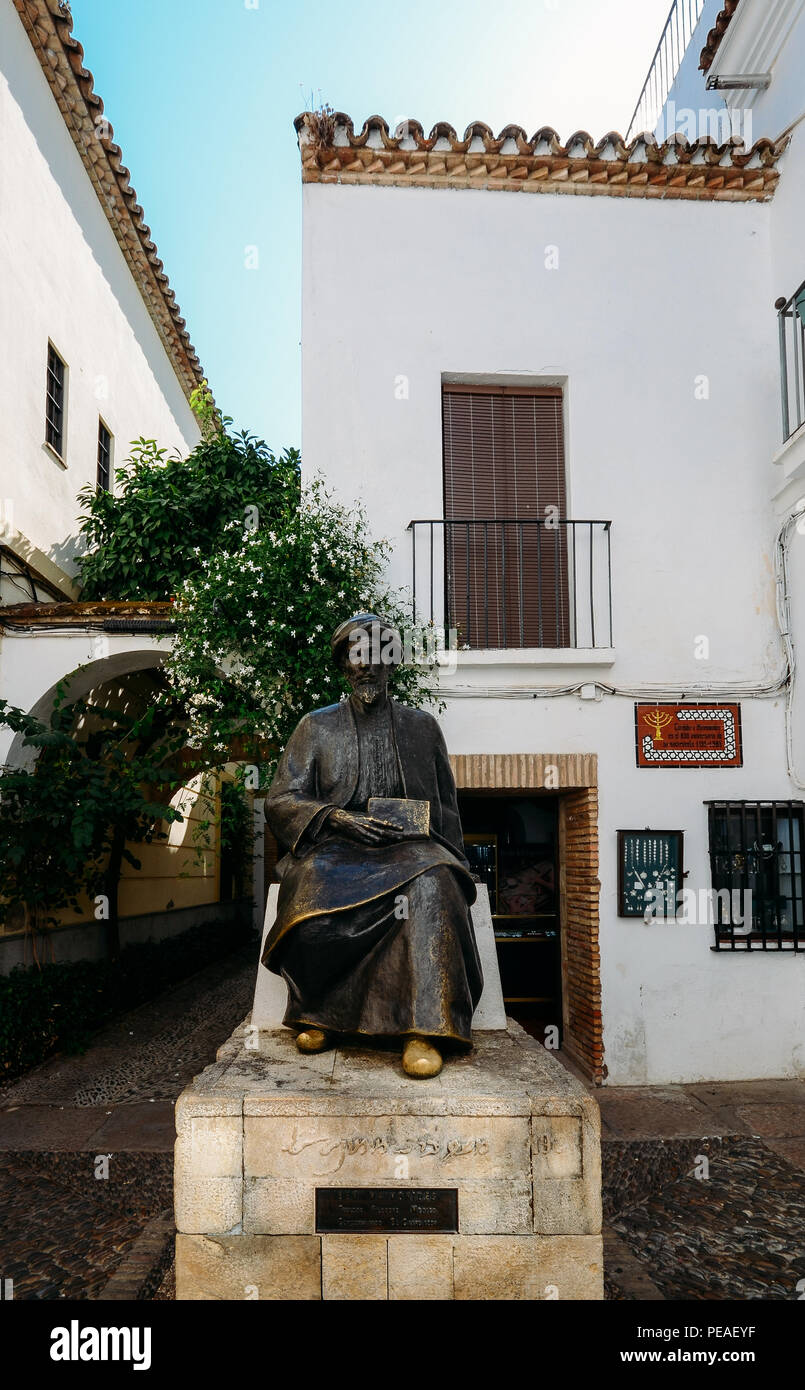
[
  {"xmin": 0, "ymin": 1152, "xmax": 172, "ymax": 1301},
  {"xmin": 0, "ymin": 949, "xmax": 254, "ymax": 1301},
  {"xmin": 606, "ymin": 1137, "xmax": 805, "ymax": 1300},
  {"xmin": 0, "ymin": 946, "xmax": 255, "ymax": 1109}
]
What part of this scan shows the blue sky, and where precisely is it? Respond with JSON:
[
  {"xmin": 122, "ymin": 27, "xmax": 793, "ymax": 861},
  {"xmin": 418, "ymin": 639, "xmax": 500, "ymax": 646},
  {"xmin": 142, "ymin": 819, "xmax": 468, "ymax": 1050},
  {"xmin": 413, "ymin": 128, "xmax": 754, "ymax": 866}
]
[{"xmin": 70, "ymin": 0, "xmax": 673, "ymax": 451}]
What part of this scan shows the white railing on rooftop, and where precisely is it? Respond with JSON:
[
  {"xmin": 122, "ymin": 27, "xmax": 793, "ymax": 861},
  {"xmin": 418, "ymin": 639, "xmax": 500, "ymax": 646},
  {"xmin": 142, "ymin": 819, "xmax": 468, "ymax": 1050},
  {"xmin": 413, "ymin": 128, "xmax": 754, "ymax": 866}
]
[{"xmin": 626, "ymin": 0, "xmax": 707, "ymax": 140}]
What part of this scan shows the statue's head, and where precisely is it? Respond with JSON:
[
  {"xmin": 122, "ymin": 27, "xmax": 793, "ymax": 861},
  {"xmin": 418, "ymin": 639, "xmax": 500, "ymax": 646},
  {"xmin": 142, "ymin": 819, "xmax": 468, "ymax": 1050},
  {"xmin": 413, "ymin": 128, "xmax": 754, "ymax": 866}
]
[{"xmin": 331, "ymin": 613, "xmax": 402, "ymax": 708}]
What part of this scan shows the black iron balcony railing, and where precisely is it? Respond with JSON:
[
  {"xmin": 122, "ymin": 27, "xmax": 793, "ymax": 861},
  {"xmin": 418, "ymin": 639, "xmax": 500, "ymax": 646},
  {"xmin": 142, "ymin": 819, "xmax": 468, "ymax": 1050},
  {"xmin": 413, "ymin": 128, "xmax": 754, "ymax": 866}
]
[
  {"xmin": 776, "ymin": 283, "xmax": 805, "ymax": 442},
  {"xmin": 626, "ymin": 0, "xmax": 706, "ymax": 141},
  {"xmin": 407, "ymin": 518, "xmax": 613, "ymax": 651}
]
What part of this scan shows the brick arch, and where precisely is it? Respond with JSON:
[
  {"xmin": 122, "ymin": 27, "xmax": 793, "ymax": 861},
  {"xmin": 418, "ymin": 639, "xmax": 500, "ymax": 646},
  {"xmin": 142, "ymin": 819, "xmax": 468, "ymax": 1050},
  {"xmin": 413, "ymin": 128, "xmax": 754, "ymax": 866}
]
[{"xmin": 450, "ymin": 752, "xmax": 604, "ymax": 1084}]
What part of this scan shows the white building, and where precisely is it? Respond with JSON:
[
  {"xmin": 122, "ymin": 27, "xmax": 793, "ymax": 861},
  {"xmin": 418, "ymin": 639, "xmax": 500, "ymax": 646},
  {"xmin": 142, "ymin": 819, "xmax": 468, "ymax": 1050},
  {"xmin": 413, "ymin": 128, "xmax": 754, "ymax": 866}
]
[
  {"xmin": 0, "ymin": 1, "xmax": 221, "ymax": 965},
  {"xmin": 297, "ymin": 0, "xmax": 805, "ymax": 1085},
  {"xmin": 0, "ymin": 0, "xmax": 201, "ymax": 606}
]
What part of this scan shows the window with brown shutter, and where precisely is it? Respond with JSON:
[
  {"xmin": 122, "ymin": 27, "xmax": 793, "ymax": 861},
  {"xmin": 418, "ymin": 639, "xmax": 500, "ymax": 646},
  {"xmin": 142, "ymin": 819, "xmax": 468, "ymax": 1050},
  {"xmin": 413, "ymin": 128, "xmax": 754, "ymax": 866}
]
[{"xmin": 441, "ymin": 384, "xmax": 570, "ymax": 647}]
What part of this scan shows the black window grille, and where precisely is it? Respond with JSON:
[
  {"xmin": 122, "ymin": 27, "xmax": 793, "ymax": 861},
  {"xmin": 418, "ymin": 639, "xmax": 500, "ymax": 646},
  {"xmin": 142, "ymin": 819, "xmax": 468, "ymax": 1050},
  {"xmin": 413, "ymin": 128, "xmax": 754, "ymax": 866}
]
[
  {"xmin": 707, "ymin": 801, "xmax": 805, "ymax": 951},
  {"xmin": 45, "ymin": 344, "xmax": 66, "ymax": 457},
  {"xmin": 97, "ymin": 419, "xmax": 112, "ymax": 491}
]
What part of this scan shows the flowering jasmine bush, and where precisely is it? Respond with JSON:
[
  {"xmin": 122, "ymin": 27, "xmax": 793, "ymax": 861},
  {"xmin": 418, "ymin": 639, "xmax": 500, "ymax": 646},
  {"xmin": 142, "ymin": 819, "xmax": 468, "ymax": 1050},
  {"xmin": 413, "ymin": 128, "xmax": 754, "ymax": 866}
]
[{"xmin": 167, "ymin": 478, "xmax": 438, "ymax": 780}]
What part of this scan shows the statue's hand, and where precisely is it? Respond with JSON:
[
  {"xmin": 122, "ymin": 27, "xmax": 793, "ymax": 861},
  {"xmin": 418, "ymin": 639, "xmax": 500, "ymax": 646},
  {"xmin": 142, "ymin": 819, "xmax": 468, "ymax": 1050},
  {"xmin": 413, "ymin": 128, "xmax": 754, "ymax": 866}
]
[{"xmin": 327, "ymin": 808, "xmax": 404, "ymax": 846}]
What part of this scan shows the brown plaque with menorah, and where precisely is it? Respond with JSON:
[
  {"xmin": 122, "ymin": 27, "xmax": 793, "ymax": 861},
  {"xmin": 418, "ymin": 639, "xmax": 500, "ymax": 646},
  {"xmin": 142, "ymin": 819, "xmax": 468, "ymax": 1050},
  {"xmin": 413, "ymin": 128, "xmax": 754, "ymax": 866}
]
[{"xmin": 635, "ymin": 703, "xmax": 742, "ymax": 769}]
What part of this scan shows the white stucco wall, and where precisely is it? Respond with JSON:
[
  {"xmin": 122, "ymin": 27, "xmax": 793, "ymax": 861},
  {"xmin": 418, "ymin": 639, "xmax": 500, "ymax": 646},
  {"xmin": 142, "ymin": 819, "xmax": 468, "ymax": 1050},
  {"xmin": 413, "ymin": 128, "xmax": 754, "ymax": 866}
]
[
  {"xmin": 303, "ymin": 182, "xmax": 779, "ymax": 689},
  {"xmin": 0, "ymin": 0, "xmax": 200, "ymax": 588},
  {"xmin": 301, "ymin": 175, "xmax": 805, "ymax": 1085},
  {"xmin": 439, "ymin": 689, "xmax": 805, "ymax": 1085}
]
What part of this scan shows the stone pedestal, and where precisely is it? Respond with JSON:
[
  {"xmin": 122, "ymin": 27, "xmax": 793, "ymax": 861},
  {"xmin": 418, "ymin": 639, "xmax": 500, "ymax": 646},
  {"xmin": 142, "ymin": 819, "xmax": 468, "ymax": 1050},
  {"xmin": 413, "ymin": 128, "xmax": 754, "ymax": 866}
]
[{"xmin": 174, "ymin": 1021, "xmax": 603, "ymax": 1300}]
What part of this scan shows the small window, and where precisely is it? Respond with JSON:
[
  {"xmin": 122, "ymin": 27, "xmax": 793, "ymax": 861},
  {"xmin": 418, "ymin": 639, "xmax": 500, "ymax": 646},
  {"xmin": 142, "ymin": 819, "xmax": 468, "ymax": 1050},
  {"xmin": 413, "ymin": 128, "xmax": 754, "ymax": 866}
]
[
  {"xmin": 97, "ymin": 418, "xmax": 112, "ymax": 491},
  {"xmin": 45, "ymin": 343, "xmax": 66, "ymax": 458},
  {"xmin": 707, "ymin": 801, "xmax": 805, "ymax": 950}
]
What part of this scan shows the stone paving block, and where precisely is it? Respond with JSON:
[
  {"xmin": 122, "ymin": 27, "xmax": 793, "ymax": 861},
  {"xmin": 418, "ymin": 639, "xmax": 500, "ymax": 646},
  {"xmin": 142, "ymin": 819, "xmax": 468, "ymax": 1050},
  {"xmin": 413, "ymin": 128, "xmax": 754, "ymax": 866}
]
[
  {"xmin": 597, "ymin": 1089, "xmax": 716, "ymax": 1139},
  {"xmin": 759, "ymin": 1136, "xmax": 805, "ymax": 1170},
  {"xmin": 686, "ymin": 1079, "xmax": 805, "ymax": 1109},
  {"xmin": 321, "ymin": 1235, "xmax": 386, "ymax": 1300},
  {"xmin": 98, "ymin": 1210, "xmax": 175, "ymax": 1301},
  {"xmin": 734, "ymin": 1103, "xmax": 805, "ymax": 1138},
  {"xmin": 388, "ymin": 1236, "xmax": 453, "ymax": 1299},
  {"xmin": 0, "ymin": 1105, "xmax": 110, "ymax": 1151},
  {"xmin": 176, "ymin": 1233, "xmax": 320, "ymax": 1300},
  {"xmin": 89, "ymin": 1102, "xmax": 177, "ymax": 1152}
]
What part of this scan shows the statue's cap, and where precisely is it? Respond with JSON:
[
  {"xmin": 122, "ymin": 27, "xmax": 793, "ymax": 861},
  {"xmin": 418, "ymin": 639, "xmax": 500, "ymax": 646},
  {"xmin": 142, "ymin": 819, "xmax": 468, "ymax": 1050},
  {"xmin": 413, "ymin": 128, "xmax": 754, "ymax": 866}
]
[{"xmin": 331, "ymin": 613, "xmax": 402, "ymax": 665}]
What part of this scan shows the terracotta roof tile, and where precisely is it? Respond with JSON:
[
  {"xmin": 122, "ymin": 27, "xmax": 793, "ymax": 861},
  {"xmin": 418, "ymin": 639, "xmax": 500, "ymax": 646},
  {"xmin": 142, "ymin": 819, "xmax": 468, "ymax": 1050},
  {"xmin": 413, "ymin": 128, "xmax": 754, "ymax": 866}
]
[
  {"xmin": 700, "ymin": 0, "xmax": 741, "ymax": 73},
  {"xmin": 296, "ymin": 112, "xmax": 786, "ymax": 202},
  {"xmin": 12, "ymin": 1, "xmax": 205, "ymax": 403}
]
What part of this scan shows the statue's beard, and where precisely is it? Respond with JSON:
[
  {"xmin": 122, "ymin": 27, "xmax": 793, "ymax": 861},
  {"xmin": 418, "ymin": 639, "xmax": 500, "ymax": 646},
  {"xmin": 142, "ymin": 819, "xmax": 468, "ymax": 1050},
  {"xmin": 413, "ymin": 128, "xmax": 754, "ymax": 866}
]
[{"xmin": 354, "ymin": 679, "xmax": 383, "ymax": 706}]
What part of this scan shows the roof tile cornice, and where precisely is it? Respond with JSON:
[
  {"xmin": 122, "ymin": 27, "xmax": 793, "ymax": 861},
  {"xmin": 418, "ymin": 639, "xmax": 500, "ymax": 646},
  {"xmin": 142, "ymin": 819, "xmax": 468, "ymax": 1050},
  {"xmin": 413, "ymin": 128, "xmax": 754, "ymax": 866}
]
[
  {"xmin": 295, "ymin": 110, "xmax": 786, "ymax": 202},
  {"xmin": 12, "ymin": 1, "xmax": 204, "ymax": 403},
  {"xmin": 700, "ymin": 0, "xmax": 741, "ymax": 73}
]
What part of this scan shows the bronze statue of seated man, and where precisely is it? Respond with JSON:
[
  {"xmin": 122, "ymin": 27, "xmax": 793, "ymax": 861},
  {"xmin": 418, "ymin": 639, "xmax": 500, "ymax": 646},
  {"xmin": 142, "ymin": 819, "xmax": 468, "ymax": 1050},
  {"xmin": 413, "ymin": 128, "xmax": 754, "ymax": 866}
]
[{"xmin": 261, "ymin": 614, "xmax": 482, "ymax": 1077}]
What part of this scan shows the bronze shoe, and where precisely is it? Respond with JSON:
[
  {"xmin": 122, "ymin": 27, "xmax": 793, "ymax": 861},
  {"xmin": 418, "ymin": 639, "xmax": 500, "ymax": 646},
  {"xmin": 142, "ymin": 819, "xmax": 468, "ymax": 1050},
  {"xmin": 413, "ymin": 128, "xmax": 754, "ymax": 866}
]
[
  {"xmin": 402, "ymin": 1036, "xmax": 443, "ymax": 1078},
  {"xmin": 295, "ymin": 1028, "xmax": 331, "ymax": 1054}
]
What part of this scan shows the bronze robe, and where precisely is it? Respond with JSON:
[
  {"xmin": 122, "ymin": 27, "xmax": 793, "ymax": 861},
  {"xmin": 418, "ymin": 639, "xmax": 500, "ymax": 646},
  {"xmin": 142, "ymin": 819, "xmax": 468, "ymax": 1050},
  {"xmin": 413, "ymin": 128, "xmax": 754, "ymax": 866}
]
[{"xmin": 262, "ymin": 697, "xmax": 482, "ymax": 1045}]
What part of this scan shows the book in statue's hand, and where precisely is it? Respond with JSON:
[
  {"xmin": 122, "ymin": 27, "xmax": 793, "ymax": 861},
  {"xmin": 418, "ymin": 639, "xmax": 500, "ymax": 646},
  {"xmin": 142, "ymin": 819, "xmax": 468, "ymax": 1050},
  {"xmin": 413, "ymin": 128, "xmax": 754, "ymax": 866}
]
[{"xmin": 367, "ymin": 797, "xmax": 430, "ymax": 837}]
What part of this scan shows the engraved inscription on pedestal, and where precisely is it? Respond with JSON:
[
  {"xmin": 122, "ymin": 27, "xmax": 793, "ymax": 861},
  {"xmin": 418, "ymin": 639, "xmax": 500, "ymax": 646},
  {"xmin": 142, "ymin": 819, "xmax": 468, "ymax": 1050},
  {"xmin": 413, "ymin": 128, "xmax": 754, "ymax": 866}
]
[{"xmin": 316, "ymin": 1187, "xmax": 458, "ymax": 1234}]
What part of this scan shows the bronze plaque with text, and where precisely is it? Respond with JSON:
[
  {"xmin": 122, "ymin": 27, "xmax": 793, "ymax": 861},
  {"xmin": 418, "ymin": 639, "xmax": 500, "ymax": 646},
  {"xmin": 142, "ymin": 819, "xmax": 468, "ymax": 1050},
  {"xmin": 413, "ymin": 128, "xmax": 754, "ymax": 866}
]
[{"xmin": 315, "ymin": 1187, "xmax": 458, "ymax": 1234}]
